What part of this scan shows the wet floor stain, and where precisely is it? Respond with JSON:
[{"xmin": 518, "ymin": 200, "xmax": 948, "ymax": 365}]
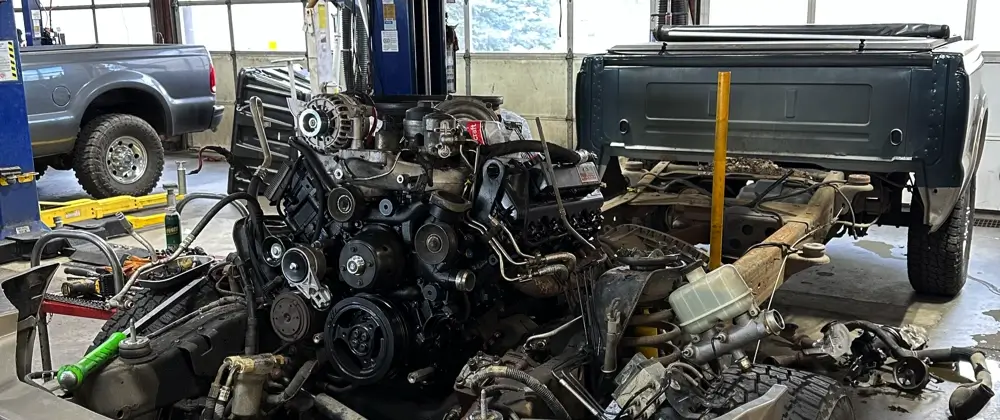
[
  {"xmin": 969, "ymin": 275, "xmax": 1000, "ymax": 298},
  {"xmin": 985, "ymin": 309, "xmax": 1000, "ymax": 322},
  {"xmin": 817, "ymin": 271, "xmax": 835, "ymax": 277},
  {"xmin": 853, "ymin": 240, "xmax": 905, "ymax": 260},
  {"xmin": 888, "ymin": 405, "xmax": 911, "ymax": 413}
]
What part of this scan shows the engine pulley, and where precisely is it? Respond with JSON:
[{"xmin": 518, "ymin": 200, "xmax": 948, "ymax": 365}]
[
  {"xmin": 324, "ymin": 295, "xmax": 409, "ymax": 385},
  {"xmin": 339, "ymin": 226, "xmax": 405, "ymax": 290},
  {"xmin": 270, "ymin": 291, "xmax": 319, "ymax": 342},
  {"xmin": 415, "ymin": 222, "xmax": 458, "ymax": 265},
  {"xmin": 327, "ymin": 185, "xmax": 366, "ymax": 223}
]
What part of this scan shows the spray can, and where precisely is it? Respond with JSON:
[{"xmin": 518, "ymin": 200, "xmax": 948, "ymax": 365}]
[
  {"xmin": 163, "ymin": 184, "xmax": 182, "ymax": 251},
  {"xmin": 175, "ymin": 161, "xmax": 187, "ymax": 195},
  {"xmin": 57, "ymin": 331, "xmax": 127, "ymax": 390}
]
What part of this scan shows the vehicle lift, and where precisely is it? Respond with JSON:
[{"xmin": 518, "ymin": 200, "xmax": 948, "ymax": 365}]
[{"xmin": 0, "ymin": 0, "xmax": 46, "ymax": 240}]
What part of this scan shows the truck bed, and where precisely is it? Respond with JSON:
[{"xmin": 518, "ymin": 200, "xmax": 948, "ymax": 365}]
[{"xmin": 576, "ymin": 32, "xmax": 984, "ymax": 177}]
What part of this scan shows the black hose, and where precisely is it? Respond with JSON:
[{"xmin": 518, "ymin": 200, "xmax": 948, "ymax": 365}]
[
  {"xmin": 187, "ymin": 192, "xmax": 265, "ymax": 246},
  {"xmin": 353, "ymin": 0, "xmax": 371, "ymax": 90},
  {"xmin": 841, "ymin": 320, "xmax": 918, "ymax": 360},
  {"xmin": 267, "ymin": 360, "xmax": 317, "ymax": 405},
  {"xmin": 177, "ymin": 192, "xmax": 251, "ymax": 218},
  {"xmin": 481, "ymin": 141, "xmax": 581, "ymax": 165},
  {"xmin": 237, "ymin": 269, "xmax": 258, "ymax": 355},
  {"xmin": 366, "ymin": 202, "xmax": 428, "ymax": 224},
  {"xmin": 291, "ymin": 137, "xmax": 336, "ymax": 191},
  {"xmin": 464, "ymin": 366, "xmax": 571, "ymax": 420},
  {"xmin": 147, "ymin": 298, "xmax": 245, "ymax": 339},
  {"xmin": 842, "ymin": 321, "xmax": 995, "ymax": 420}
]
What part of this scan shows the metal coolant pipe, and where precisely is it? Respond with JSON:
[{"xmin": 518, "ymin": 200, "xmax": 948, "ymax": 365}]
[
  {"xmin": 685, "ymin": 310, "xmax": 784, "ymax": 364},
  {"xmin": 30, "ymin": 230, "xmax": 126, "ymax": 293}
]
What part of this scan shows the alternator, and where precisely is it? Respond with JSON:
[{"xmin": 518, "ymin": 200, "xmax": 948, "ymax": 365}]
[{"xmin": 296, "ymin": 93, "xmax": 370, "ymax": 152}]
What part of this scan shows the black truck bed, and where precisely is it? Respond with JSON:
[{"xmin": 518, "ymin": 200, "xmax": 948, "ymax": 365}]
[{"xmin": 575, "ymin": 26, "xmax": 987, "ymax": 229}]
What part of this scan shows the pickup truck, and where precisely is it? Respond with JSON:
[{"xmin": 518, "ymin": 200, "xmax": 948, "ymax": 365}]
[
  {"xmin": 581, "ymin": 24, "xmax": 987, "ymax": 299},
  {"xmin": 22, "ymin": 44, "xmax": 224, "ymax": 198}
]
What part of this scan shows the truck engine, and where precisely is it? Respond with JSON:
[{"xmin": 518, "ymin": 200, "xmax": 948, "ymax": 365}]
[{"xmin": 58, "ymin": 90, "xmax": 895, "ymax": 420}]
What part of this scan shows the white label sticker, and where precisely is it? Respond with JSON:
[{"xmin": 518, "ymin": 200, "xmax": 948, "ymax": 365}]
[
  {"xmin": 382, "ymin": 0, "xmax": 394, "ymax": 4},
  {"xmin": 384, "ymin": 19, "xmax": 396, "ymax": 31},
  {"xmin": 31, "ymin": 10, "xmax": 41, "ymax": 20},
  {"xmin": 579, "ymin": 162, "xmax": 600, "ymax": 184},
  {"xmin": 15, "ymin": 225, "xmax": 29, "ymax": 235},
  {"xmin": 0, "ymin": 41, "xmax": 16, "ymax": 82},
  {"xmin": 381, "ymin": 31, "xmax": 399, "ymax": 53},
  {"xmin": 65, "ymin": 209, "xmax": 81, "ymax": 218}
]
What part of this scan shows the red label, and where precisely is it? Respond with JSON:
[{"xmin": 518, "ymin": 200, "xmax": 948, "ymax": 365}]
[{"xmin": 466, "ymin": 121, "xmax": 485, "ymax": 145}]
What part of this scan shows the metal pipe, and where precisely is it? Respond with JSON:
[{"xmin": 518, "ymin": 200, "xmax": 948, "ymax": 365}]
[
  {"xmin": 30, "ymin": 231, "xmax": 125, "ymax": 293},
  {"xmin": 462, "ymin": 0, "xmax": 471, "ymax": 95},
  {"xmin": 177, "ymin": 192, "xmax": 251, "ymax": 218},
  {"xmin": 525, "ymin": 316, "xmax": 582, "ymax": 348},
  {"xmin": 116, "ymin": 213, "xmax": 157, "ymax": 257},
  {"xmin": 248, "ymin": 96, "xmax": 272, "ymax": 178},
  {"xmin": 709, "ymin": 71, "xmax": 731, "ymax": 270},
  {"xmin": 534, "ymin": 117, "xmax": 595, "ymax": 250}
]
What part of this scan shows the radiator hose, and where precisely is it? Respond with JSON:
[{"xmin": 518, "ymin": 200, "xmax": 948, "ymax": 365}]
[
  {"xmin": 464, "ymin": 366, "xmax": 571, "ymax": 420},
  {"xmin": 842, "ymin": 321, "xmax": 994, "ymax": 420}
]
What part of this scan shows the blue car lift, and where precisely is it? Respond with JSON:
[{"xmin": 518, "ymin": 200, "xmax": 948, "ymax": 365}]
[{"xmin": 0, "ymin": 0, "xmax": 47, "ymax": 242}]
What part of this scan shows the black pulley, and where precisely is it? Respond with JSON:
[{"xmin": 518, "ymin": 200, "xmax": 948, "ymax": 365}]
[
  {"xmin": 328, "ymin": 186, "xmax": 366, "ymax": 223},
  {"xmin": 271, "ymin": 291, "xmax": 318, "ymax": 342},
  {"xmin": 415, "ymin": 222, "xmax": 458, "ymax": 265},
  {"xmin": 324, "ymin": 295, "xmax": 409, "ymax": 384}
]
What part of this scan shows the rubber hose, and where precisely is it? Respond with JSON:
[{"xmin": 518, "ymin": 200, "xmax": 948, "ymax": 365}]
[
  {"xmin": 291, "ymin": 137, "xmax": 336, "ymax": 191},
  {"xmin": 238, "ymin": 268, "xmax": 258, "ymax": 355},
  {"xmin": 186, "ymin": 192, "xmax": 265, "ymax": 246},
  {"xmin": 617, "ymin": 254, "xmax": 682, "ymax": 267},
  {"xmin": 841, "ymin": 320, "xmax": 917, "ymax": 359},
  {"xmin": 656, "ymin": 0, "xmax": 668, "ymax": 26},
  {"xmin": 482, "ymin": 384, "xmax": 527, "ymax": 396},
  {"xmin": 274, "ymin": 360, "xmax": 317, "ymax": 404},
  {"xmin": 178, "ymin": 192, "xmax": 250, "ymax": 218},
  {"xmin": 314, "ymin": 393, "xmax": 366, "ymax": 420},
  {"xmin": 913, "ymin": 346, "xmax": 976, "ymax": 362},
  {"xmin": 464, "ymin": 366, "xmax": 571, "ymax": 420},
  {"xmin": 147, "ymin": 298, "xmax": 245, "ymax": 338},
  {"xmin": 30, "ymin": 230, "xmax": 125, "ymax": 293},
  {"xmin": 482, "ymin": 141, "xmax": 581, "ymax": 165}
]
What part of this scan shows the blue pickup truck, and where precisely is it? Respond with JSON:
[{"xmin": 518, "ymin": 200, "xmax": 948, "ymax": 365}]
[{"xmin": 22, "ymin": 44, "xmax": 224, "ymax": 198}]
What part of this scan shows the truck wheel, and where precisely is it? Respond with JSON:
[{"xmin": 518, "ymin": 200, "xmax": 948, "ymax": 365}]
[
  {"xmin": 73, "ymin": 114, "xmax": 164, "ymax": 199},
  {"xmin": 710, "ymin": 365, "xmax": 855, "ymax": 420},
  {"xmin": 906, "ymin": 180, "xmax": 975, "ymax": 297}
]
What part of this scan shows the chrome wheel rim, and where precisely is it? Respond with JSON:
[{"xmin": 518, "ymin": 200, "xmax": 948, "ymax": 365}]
[{"xmin": 105, "ymin": 136, "xmax": 148, "ymax": 184}]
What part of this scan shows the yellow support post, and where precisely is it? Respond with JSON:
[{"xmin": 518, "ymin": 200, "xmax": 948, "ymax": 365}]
[{"xmin": 710, "ymin": 71, "xmax": 732, "ymax": 270}]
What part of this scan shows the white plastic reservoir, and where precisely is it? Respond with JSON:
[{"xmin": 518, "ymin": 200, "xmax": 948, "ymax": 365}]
[{"xmin": 668, "ymin": 264, "xmax": 754, "ymax": 335}]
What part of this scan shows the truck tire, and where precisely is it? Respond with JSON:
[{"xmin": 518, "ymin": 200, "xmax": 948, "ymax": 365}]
[
  {"xmin": 710, "ymin": 365, "xmax": 855, "ymax": 420},
  {"xmin": 88, "ymin": 281, "xmax": 218, "ymax": 352},
  {"xmin": 907, "ymin": 180, "xmax": 975, "ymax": 297},
  {"xmin": 73, "ymin": 114, "xmax": 164, "ymax": 199}
]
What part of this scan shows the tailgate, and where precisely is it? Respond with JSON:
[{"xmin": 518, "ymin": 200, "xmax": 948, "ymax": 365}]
[{"xmin": 578, "ymin": 48, "xmax": 943, "ymax": 172}]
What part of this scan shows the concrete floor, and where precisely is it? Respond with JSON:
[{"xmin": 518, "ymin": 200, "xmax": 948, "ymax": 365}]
[{"xmin": 13, "ymin": 151, "xmax": 1000, "ymax": 419}]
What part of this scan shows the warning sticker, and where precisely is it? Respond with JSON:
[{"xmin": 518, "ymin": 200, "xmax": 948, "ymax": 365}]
[
  {"xmin": 0, "ymin": 41, "xmax": 17, "ymax": 82},
  {"xmin": 578, "ymin": 162, "xmax": 600, "ymax": 184},
  {"xmin": 381, "ymin": 31, "xmax": 399, "ymax": 53}
]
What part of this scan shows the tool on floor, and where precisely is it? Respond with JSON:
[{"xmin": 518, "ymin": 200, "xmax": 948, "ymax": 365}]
[
  {"xmin": 56, "ymin": 330, "xmax": 127, "ymax": 390},
  {"xmin": 163, "ymin": 183, "xmax": 182, "ymax": 251}
]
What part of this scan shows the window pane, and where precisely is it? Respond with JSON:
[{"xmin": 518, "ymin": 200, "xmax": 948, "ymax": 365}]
[
  {"xmin": 816, "ymin": 0, "xmax": 968, "ymax": 38},
  {"xmin": 709, "ymin": 0, "xmax": 808, "ymax": 25},
  {"xmin": 179, "ymin": 5, "xmax": 232, "ymax": 51},
  {"xmin": 232, "ymin": 3, "xmax": 305, "ymax": 51},
  {"xmin": 470, "ymin": 0, "xmax": 566, "ymax": 53},
  {"xmin": 446, "ymin": 0, "xmax": 465, "ymax": 52},
  {"xmin": 49, "ymin": 10, "xmax": 97, "ymax": 44},
  {"xmin": 96, "ymin": 7, "xmax": 153, "ymax": 44},
  {"xmin": 974, "ymin": 0, "xmax": 1000, "ymax": 50},
  {"xmin": 574, "ymin": 0, "xmax": 648, "ymax": 53}
]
